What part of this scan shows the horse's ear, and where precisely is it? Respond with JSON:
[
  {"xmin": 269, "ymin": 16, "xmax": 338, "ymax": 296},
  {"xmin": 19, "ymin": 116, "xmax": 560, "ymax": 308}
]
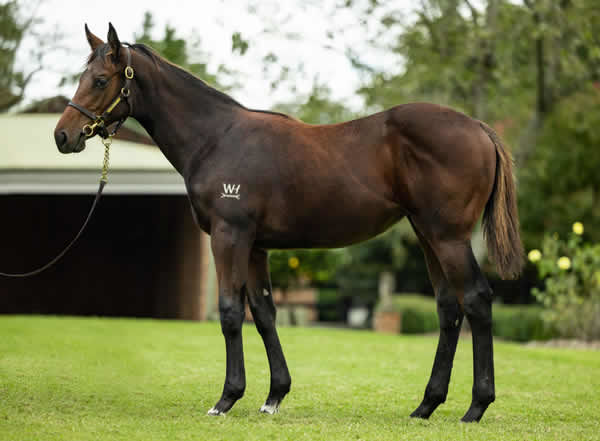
[
  {"xmin": 85, "ymin": 24, "xmax": 103, "ymax": 51},
  {"xmin": 107, "ymin": 22, "xmax": 121, "ymax": 62}
]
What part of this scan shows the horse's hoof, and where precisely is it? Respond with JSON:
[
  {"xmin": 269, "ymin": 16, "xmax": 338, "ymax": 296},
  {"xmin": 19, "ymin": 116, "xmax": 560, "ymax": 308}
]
[
  {"xmin": 207, "ymin": 407, "xmax": 226, "ymax": 416},
  {"xmin": 409, "ymin": 403, "xmax": 434, "ymax": 419},
  {"xmin": 259, "ymin": 402, "xmax": 280, "ymax": 415},
  {"xmin": 460, "ymin": 408, "xmax": 483, "ymax": 423},
  {"xmin": 410, "ymin": 410, "xmax": 428, "ymax": 419}
]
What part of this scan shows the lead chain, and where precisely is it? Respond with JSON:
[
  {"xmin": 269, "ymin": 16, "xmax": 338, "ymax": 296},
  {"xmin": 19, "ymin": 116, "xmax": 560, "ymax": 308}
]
[{"xmin": 101, "ymin": 136, "xmax": 112, "ymax": 183}]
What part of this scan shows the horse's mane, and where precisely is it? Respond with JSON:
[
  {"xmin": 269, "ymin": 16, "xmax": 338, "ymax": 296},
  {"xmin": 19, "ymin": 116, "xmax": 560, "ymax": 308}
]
[{"xmin": 129, "ymin": 43, "xmax": 292, "ymax": 120}]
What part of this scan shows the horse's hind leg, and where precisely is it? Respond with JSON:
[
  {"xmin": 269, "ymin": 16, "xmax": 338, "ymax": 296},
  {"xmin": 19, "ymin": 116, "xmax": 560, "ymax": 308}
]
[
  {"xmin": 410, "ymin": 226, "xmax": 464, "ymax": 419},
  {"xmin": 417, "ymin": 237, "xmax": 495, "ymax": 422},
  {"xmin": 246, "ymin": 248, "xmax": 291, "ymax": 414},
  {"xmin": 460, "ymin": 252, "xmax": 495, "ymax": 422}
]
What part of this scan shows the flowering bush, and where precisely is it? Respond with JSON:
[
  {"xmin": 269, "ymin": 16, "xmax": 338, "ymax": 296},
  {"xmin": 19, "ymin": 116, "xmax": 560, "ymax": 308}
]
[{"xmin": 529, "ymin": 222, "xmax": 600, "ymax": 340}]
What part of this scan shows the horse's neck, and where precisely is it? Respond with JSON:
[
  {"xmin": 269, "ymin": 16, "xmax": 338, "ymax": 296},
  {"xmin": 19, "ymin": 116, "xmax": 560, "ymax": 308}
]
[{"xmin": 132, "ymin": 64, "xmax": 242, "ymax": 177}]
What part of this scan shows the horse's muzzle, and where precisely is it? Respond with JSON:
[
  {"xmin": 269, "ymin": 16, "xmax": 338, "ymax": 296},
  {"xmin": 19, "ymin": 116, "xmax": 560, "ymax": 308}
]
[
  {"xmin": 54, "ymin": 130, "xmax": 68, "ymax": 153},
  {"xmin": 54, "ymin": 129, "xmax": 86, "ymax": 154}
]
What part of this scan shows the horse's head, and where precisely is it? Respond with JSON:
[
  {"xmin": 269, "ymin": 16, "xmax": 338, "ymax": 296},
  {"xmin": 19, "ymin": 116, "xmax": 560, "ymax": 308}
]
[{"xmin": 54, "ymin": 23, "xmax": 131, "ymax": 153}]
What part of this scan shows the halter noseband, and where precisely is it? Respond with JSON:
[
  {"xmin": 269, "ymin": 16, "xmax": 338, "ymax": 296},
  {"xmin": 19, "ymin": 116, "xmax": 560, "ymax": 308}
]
[{"xmin": 67, "ymin": 46, "xmax": 134, "ymax": 139}]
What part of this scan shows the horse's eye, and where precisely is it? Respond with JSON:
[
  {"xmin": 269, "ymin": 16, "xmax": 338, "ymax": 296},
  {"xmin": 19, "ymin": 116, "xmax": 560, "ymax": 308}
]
[{"xmin": 94, "ymin": 77, "xmax": 108, "ymax": 89}]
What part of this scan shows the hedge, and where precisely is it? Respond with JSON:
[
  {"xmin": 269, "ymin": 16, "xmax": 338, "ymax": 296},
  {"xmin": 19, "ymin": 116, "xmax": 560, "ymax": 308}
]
[
  {"xmin": 375, "ymin": 294, "xmax": 440, "ymax": 334},
  {"xmin": 317, "ymin": 288, "xmax": 344, "ymax": 322},
  {"xmin": 375, "ymin": 294, "xmax": 556, "ymax": 342},
  {"xmin": 491, "ymin": 303, "xmax": 555, "ymax": 342}
]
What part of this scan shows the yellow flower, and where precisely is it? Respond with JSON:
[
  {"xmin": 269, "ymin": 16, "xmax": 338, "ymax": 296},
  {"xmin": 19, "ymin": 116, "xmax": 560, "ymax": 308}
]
[
  {"xmin": 572, "ymin": 222, "xmax": 584, "ymax": 235},
  {"xmin": 528, "ymin": 249, "xmax": 542, "ymax": 263},
  {"xmin": 557, "ymin": 256, "xmax": 571, "ymax": 270},
  {"xmin": 288, "ymin": 256, "xmax": 300, "ymax": 269}
]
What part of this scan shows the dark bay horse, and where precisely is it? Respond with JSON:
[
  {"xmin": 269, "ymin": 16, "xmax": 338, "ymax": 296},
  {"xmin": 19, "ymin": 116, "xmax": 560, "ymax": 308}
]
[{"xmin": 54, "ymin": 24, "xmax": 524, "ymax": 422}]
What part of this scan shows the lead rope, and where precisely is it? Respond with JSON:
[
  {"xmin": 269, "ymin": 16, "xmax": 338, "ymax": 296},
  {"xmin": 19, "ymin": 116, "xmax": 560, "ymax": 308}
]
[{"xmin": 0, "ymin": 142, "xmax": 111, "ymax": 278}]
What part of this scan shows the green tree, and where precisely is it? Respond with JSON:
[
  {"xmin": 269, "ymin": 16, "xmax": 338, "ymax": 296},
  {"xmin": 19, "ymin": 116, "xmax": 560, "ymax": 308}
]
[
  {"xmin": 273, "ymin": 83, "xmax": 356, "ymax": 124},
  {"xmin": 356, "ymin": 0, "xmax": 536, "ymax": 127},
  {"xmin": 0, "ymin": 0, "xmax": 61, "ymax": 111},
  {"xmin": 134, "ymin": 11, "xmax": 230, "ymax": 90},
  {"xmin": 269, "ymin": 249, "xmax": 344, "ymax": 290},
  {"xmin": 520, "ymin": 85, "xmax": 600, "ymax": 245}
]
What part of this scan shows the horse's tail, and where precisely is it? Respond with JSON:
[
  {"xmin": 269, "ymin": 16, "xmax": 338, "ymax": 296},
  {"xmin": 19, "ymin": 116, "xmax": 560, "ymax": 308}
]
[{"xmin": 480, "ymin": 122, "xmax": 524, "ymax": 280}]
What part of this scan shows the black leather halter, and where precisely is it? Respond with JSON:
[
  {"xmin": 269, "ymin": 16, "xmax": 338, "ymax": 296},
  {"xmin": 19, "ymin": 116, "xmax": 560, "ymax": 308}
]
[{"xmin": 67, "ymin": 46, "xmax": 134, "ymax": 139}]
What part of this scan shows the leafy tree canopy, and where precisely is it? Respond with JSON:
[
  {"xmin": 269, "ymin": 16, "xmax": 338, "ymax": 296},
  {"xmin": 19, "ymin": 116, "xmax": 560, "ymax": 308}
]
[
  {"xmin": 134, "ymin": 11, "xmax": 231, "ymax": 91},
  {"xmin": 0, "ymin": 0, "xmax": 61, "ymax": 112}
]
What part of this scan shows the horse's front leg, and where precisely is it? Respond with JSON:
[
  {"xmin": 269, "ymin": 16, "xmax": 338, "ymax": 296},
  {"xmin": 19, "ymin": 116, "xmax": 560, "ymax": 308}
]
[
  {"xmin": 207, "ymin": 221, "xmax": 253, "ymax": 416},
  {"xmin": 246, "ymin": 248, "xmax": 291, "ymax": 414}
]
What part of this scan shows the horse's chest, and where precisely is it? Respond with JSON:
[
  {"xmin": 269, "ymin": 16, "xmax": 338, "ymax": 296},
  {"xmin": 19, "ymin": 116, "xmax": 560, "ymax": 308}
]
[{"xmin": 186, "ymin": 177, "xmax": 256, "ymax": 234}]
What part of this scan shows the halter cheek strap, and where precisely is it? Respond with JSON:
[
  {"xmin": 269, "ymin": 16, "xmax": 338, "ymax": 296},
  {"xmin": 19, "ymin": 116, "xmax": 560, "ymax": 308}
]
[{"xmin": 67, "ymin": 46, "xmax": 134, "ymax": 139}]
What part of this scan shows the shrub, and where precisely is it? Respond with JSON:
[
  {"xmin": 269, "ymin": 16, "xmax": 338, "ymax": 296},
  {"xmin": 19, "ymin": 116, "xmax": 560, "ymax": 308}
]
[
  {"xmin": 396, "ymin": 295, "xmax": 439, "ymax": 334},
  {"xmin": 317, "ymin": 289, "xmax": 343, "ymax": 322},
  {"xmin": 528, "ymin": 222, "xmax": 600, "ymax": 340},
  {"xmin": 375, "ymin": 294, "xmax": 439, "ymax": 334},
  {"xmin": 492, "ymin": 304, "xmax": 555, "ymax": 342},
  {"xmin": 375, "ymin": 294, "xmax": 552, "ymax": 341}
]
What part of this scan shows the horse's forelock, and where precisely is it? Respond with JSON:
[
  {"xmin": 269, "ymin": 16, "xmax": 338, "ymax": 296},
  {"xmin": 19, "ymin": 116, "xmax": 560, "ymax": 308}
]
[{"xmin": 86, "ymin": 44, "xmax": 113, "ymax": 66}]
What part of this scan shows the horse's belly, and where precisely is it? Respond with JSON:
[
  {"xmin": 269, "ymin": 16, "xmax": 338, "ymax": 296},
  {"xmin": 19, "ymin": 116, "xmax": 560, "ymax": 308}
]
[{"xmin": 255, "ymin": 197, "xmax": 404, "ymax": 249}]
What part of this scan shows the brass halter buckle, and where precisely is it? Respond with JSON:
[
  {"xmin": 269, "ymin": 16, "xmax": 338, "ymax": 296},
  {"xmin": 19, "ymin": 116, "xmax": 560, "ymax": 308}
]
[{"xmin": 82, "ymin": 119, "xmax": 104, "ymax": 137}]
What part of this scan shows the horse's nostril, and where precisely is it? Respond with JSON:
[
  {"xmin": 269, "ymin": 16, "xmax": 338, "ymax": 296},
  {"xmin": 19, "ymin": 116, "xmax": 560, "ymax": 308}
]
[{"xmin": 54, "ymin": 130, "xmax": 67, "ymax": 148}]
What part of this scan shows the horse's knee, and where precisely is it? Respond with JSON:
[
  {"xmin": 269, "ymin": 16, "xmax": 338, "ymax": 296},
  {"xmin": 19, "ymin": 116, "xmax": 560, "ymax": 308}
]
[
  {"xmin": 437, "ymin": 294, "xmax": 463, "ymax": 330},
  {"xmin": 219, "ymin": 296, "xmax": 245, "ymax": 336}
]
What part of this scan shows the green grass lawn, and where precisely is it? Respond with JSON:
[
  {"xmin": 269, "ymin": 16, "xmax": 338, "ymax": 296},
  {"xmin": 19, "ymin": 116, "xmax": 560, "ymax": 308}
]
[{"xmin": 1, "ymin": 316, "xmax": 599, "ymax": 440}]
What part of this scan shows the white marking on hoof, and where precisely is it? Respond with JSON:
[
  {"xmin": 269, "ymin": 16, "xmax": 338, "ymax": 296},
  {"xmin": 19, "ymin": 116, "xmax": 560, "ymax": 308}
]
[
  {"xmin": 263, "ymin": 288, "xmax": 269, "ymax": 296},
  {"xmin": 260, "ymin": 403, "xmax": 279, "ymax": 414},
  {"xmin": 207, "ymin": 407, "xmax": 226, "ymax": 416}
]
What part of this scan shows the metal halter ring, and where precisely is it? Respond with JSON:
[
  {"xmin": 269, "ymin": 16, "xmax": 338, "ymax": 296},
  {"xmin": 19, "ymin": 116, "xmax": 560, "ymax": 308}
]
[
  {"xmin": 124, "ymin": 66, "xmax": 134, "ymax": 79},
  {"xmin": 121, "ymin": 87, "xmax": 130, "ymax": 97},
  {"xmin": 82, "ymin": 124, "xmax": 95, "ymax": 137},
  {"xmin": 82, "ymin": 120, "xmax": 103, "ymax": 138}
]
